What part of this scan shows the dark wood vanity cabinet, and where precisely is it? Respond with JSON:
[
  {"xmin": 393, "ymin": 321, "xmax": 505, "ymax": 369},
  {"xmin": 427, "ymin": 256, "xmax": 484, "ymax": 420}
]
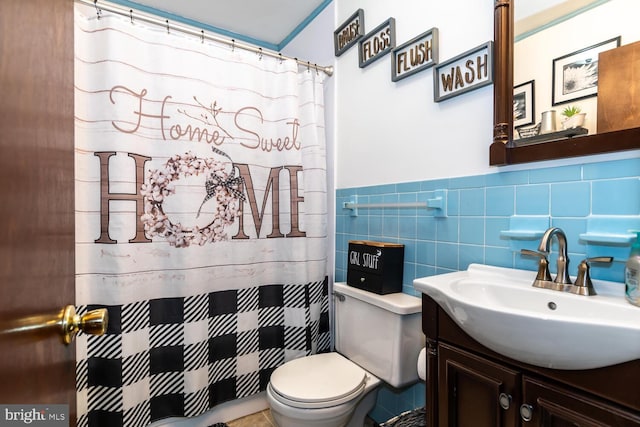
[
  {"xmin": 438, "ymin": 343, "xmax": 520, "ymax": 427},
  {"xmin": 522, "ymin": 376, "xmax": 640, "ymax": 426},
  {"xmin": 422, "ymin": 295, "xmax": 640, "ymax": 427}
]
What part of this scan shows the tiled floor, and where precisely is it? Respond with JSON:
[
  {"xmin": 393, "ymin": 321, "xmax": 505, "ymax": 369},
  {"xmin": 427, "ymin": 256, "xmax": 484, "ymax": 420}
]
[
  {"xmin": 226, "ymin": 409, "xmax": 379, "ymax": 427},
  {"xmin": 227, "ymin": 410, "xmax": 276, "ymax": 427}
]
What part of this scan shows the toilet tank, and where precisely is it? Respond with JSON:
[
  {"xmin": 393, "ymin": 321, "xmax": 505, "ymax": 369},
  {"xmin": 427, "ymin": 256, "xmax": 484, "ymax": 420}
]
[{"xmin": 333, "ymin": 282, "xmax": 424, "ymax": 388}]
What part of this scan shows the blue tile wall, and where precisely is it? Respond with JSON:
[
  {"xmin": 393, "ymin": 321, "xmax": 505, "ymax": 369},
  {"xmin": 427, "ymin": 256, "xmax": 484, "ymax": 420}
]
[{"xmin": 335, "ymin": 157, "xmax": 640, "ymax": 423}]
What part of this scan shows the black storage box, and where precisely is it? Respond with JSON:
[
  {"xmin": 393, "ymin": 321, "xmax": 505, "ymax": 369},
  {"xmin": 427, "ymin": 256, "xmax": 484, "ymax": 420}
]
[{"xmin": 347, "ymin": 240, "xmax": 404, "ymax": 294}]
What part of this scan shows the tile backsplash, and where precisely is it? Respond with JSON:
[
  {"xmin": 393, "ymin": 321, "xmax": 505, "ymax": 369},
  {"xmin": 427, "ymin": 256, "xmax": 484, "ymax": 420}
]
[
  {"xmin": 335, "ymin": 156, "xmax": 640, "ymax": 423},
  {"xmin": 336, "ymin": 157, "xmax": 640, "ymax": 295}
]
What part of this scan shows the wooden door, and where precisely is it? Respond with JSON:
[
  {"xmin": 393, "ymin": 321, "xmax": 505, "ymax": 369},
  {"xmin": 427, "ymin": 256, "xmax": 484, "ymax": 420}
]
[
  {"xmin": 521, "ymin": 376, "xmax": 640, "ymax": 427},
  {"xmin": 438, "ymin": 343, "xmax": 520, "ymax": 427},
  {"xmin": 0, "ymin": 0, "xmax": 76, "ymax": 421}
]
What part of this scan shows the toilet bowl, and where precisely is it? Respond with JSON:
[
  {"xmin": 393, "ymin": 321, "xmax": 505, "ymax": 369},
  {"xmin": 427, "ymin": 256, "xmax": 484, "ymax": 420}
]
[
  {"xmin": 266, "ymin": 352, "xmax": 381, "ymax": 427},
  {"xmin": 266, "ymin": 282, "xmax": 423, "ymax": 427}
]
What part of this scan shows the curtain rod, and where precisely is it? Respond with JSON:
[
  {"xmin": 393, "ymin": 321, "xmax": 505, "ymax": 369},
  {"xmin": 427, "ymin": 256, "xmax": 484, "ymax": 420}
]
[{"xmin": 76, "ymin": 0, "xmax": 334, "ymax": 76}]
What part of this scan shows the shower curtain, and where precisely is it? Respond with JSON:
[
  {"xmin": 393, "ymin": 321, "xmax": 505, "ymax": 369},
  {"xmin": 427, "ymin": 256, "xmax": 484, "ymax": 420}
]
[{"xmin": 74, "ymin": 6, "xmax": 329, "ymax": 427}]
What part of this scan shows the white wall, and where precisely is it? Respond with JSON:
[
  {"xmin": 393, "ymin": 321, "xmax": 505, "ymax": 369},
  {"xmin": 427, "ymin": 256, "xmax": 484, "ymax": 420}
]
[
  {"xmin": 334, "ymin": 0, "xmax": 494, "ymax": 188},
  {"xmin": 285, "ymin": 0, "xmax": 640, "ymax": 189}
]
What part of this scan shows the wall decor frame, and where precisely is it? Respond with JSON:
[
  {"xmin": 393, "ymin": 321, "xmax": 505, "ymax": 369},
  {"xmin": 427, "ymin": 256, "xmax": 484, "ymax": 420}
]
[
  {"xmin": 551, "ymin": 36, "xmax": 621, "ymax": 106},
  {"xmin": 434, "ymin": 41, "xmax": 493, "ymax": 102},
  {"xmin": 334, "ymin": 9, "xmax": 365, "ymax": 57},
  {"xmin": 358, "ymin": 18, "xmax": 396, "ymax": 68},
  {"xmin": 391, "ymin": 28, "xmax": 439, "ymax": 82},
  {"xmin": 514, "ymin": 80, "xmax": 535, "ymax": 128}
]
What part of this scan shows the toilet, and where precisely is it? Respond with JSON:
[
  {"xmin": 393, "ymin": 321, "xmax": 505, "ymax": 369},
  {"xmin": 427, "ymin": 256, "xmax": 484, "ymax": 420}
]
[{"xmin": 266, "ymin": 282, "xmax": 423, "ymax": 427}]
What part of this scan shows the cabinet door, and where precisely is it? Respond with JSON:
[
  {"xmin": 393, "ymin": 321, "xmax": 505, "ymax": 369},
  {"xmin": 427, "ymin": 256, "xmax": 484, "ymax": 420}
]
[
  {"xmin": 439, "ymin": 343, "xmax": 520, "ymax": 427},
  {"xmin": 521, "ymin": 376, "xmax": 640, "ymax": 426}
]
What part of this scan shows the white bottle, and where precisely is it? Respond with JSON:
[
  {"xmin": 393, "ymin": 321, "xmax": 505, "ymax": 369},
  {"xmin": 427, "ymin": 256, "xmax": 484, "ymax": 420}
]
[{"xmin": 625, "ymin": 231, "xmax": 640, "ymax": 306}]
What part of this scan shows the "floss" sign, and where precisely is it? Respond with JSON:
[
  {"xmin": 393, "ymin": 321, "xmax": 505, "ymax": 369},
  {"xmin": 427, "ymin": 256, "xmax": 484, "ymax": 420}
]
[{"xmin": 358, "ymin": 18, "xmax": 396, "ymax": 68}]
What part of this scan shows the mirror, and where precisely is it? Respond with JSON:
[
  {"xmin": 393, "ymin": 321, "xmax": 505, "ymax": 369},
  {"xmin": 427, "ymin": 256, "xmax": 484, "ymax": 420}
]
[{"xmin": 490, "ymin": 0, "xmax": 640, "ymax": 165}]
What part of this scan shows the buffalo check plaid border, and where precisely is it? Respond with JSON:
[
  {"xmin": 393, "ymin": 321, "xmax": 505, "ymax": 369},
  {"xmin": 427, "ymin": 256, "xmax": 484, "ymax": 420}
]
[{"xmin": 76, "ymin": 278, "xmax": 330, "ymax": 427}]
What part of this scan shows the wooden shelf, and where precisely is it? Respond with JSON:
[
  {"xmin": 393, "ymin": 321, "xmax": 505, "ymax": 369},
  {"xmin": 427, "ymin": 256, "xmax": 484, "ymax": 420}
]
[{"xmin": 514, "ymin": 127, "xmax": 588, "ymax": 146}]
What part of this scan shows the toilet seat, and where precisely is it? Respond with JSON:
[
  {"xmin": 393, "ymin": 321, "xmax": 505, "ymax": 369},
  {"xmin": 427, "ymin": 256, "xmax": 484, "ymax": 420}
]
[{"xmin": 269, "ymin": 352, "xmax": 367, "ymax": 409}]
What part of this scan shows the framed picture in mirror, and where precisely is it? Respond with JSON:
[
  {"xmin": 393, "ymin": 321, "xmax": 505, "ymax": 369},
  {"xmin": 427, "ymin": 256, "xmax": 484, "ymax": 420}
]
[
  {"xmin": 514, "ymin": 80, "xmax": 535, "ymax": 128},
  {"xmin": 551, "ymin": 36, "xmax": 621, "ymax": 106}
]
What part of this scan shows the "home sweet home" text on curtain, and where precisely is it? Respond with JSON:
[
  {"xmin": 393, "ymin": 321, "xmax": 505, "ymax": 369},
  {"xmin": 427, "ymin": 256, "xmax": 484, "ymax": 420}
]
[{"xmin": 74, "ymin": 6, "xmax": 329, "ymax": 426}]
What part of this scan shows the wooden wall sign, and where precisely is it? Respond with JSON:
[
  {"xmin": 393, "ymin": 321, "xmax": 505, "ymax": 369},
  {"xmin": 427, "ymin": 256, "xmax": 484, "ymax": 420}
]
[
  {"xmin": 359, "ymin": 18, "xmax": 396, "ymax": 68},
  {"xmin": 392, "ymin": 28, "xmax": 439, "ymax": 82},
  {"xmin": 434, "ymin": 41, "xmax": 493, "ymax": 102},
  {"xmin": 334, "ymin": 9, "xmax": 365, "ymax": 57}
]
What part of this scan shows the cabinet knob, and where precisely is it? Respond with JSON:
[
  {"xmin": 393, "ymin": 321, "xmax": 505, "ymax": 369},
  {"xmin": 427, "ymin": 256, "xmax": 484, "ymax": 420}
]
[
  {"xmin": 520, "ymin": 404, "xmax": 533, "ymax": 422},
  {"xmin": 498, "ymin": 393, "xmax": 512, "ymax": 410}
]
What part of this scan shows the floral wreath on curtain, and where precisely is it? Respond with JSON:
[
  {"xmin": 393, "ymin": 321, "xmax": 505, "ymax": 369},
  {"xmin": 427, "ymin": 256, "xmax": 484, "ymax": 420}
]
[{"xmin": 140, "ymin": 147, "xmax": 245, "ymax": 248}]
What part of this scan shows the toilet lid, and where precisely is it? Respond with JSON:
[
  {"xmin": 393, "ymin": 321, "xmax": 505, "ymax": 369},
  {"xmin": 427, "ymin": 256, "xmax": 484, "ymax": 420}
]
[{"xmin": 270, "ymin": 353, "xmax": 366, "ymax": 404}]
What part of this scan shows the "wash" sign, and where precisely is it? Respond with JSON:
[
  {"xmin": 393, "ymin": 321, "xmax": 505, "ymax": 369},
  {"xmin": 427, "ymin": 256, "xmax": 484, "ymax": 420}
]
[{"xmin": 434, "ymin": 42, "xmax": 493, "ymax": 102}]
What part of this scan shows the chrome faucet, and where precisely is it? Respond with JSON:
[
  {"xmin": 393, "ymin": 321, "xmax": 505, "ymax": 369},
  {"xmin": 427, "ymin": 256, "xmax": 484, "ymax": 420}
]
[{"xmin": 538, "ymin": 227, "xmax": 572, "ymax": 290}]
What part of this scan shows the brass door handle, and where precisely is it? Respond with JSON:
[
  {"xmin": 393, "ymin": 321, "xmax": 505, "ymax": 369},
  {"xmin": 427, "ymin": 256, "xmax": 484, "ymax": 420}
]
[
  {"xmin": 61, "ymin": 305, "xmax": 108, "ymax": 344},
  {"xmin": 0, "ymin": 305, "xmax": 108, "ymax": 344}
]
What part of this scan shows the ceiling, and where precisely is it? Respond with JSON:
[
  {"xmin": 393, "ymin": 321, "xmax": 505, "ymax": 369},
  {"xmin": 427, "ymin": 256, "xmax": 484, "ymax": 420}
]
[
  {"xmin": 113, "ymin": 0, "xmax": 331, "ymax": 51},
  {"xmin": 106, "ymin": 1, "xmax": 605, "ymax": 50}
]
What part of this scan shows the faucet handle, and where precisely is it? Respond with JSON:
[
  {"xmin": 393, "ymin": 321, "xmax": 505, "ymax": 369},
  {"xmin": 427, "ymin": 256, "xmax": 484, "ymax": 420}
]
[
  {"xmin": 585, "ymin": 256, "xmax": 614, "ymax": 264},
  {"xmin": 521, "ymin": 249, "xmax": 552, "ymax": 288},
  {"xmin": 569, "ymin": 257, "xmax": 614, "ymax": 296},
  {"xmin": 521, "ymin": 249, "xmax": 547, "ymax": 258}
]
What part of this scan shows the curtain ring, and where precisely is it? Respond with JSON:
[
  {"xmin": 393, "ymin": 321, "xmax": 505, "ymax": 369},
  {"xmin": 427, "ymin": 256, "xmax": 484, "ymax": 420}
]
[
  {"xmin": 307, "ymin": 61, "xmax": 310, "ymax": 73},
  {"xmin": 278, "ymin": 53, "xmax": 283, "ymax": 64},
  {"xmin": 314, "ymin": 64, "xmax": 319, "ymax": 75},
  {"xmin": 165, "ymin": 19, "xmax": 170, "ymax": 34},
  {"xmin": 231, "ymin": 39, "xmax": 235, "ymax": 52},
  {"xmin": 201, "ymin": 30, "xmax": 205, "ymax": 43},
  {"xmin": 258, "ymin": 48, "xmax": 263, "ymax": 60},
  {"xmin": 129, "ymin": 9, "xmax": 133, "ymax": 24},
  {"xmin": 94, "ymin": 0, "xmax": 102, "ymax": 19}
]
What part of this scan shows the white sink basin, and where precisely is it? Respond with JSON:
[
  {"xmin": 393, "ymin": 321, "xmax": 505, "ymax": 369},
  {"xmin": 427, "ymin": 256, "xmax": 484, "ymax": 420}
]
[{"xmin": 413, "ymin": 264, "xmax": 640, "ymax": 370}]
